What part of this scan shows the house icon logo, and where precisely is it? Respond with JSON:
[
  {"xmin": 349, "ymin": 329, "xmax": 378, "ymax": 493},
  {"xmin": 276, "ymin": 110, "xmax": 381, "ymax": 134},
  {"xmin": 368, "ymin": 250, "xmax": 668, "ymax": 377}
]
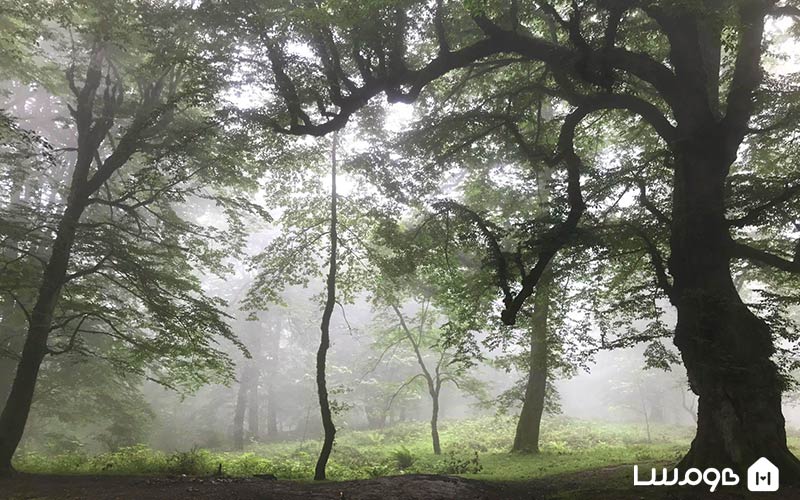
[{"xmin": 748, "ymin": 457, "xmax": 779, "ymax": 491}]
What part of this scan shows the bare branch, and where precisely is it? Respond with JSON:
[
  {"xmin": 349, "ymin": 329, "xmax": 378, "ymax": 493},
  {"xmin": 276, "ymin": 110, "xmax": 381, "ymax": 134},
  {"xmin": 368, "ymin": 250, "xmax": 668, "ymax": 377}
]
[
  {"xmin": 628, "ymin": 225, "xmax": 676, "ymax": 303},
  {"xmin": 431, "ymin": 200, "xmax": 513, "ymax": 298},
  {"xmin": 385, "ymin": 373, "xmax": 425, "ymax": 413},
  {"xmin": 64, "ymin": 253, "xmax": 112, "ymax": 283}
]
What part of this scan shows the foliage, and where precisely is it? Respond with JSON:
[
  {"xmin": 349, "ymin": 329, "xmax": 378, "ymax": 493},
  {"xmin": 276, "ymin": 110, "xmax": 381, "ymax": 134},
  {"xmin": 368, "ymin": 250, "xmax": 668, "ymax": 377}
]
[
  {"xmin": 439, "ymin": 450, "xmax": 483, "ymax": 474},
  {"xmin": 0, "ymin": 0, "xmax": 270, "ymax": 404},
  {"xmin": 390, "ymin": 445, "xmax": 415, "ymax": 469},
  {"xmin": 13, "ymin": 416, "xmax": 707, "ymax": 480}
]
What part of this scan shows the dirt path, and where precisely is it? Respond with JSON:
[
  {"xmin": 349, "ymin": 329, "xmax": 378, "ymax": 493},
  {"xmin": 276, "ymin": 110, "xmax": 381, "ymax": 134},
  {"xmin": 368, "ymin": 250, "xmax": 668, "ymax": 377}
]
[{"xmin": 2, "ymin": 468, "xmax": 799, "ymax": 499}]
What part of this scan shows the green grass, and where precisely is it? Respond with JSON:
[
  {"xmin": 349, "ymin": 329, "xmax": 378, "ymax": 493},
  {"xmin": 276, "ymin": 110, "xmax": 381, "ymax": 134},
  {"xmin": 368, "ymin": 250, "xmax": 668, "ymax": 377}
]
[{"xmin": 12, "ymin": 416, "xmax": 744, "ymax": 482}]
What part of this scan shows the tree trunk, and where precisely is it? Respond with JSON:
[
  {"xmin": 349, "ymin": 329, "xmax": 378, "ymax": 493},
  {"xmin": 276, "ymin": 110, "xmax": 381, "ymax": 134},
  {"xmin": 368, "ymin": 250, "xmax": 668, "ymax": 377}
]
[
  {"xmin": 670, "ymin": 137, "xmax": 800, "ymax": 479},
  {"xmin": 248, "ymin": 373, "xmax": 260, "ymax": 441},
  {"xmin": 266, "ymin": 383, "xmax": 278, "ymax": 438},
  {"xmin": 248, "ymin": 334, "xmax": 262, "ymax": 441},
  {"xmin": 314, "ymin": 132, "xmax": 338, "ymax": 481},
  {"xmin": 0, "ymin": 199, "xmax": 85, "ymax": 475},
  {"xmin": 512, "ymin": 266, "xmax": 552, "ymax": 453},
  {"xmin": 430, "ymin": 388, "xmax": 441, "ymax": 455},
  {"xmin": 232, "ymin": 365, "xmax": 251, "ymax": 451},
  {"xmin": 0, "ymin": 299, "xmax": 20, "ymax": 408},
  {"xmin": 639, "ymin": 382, "xmax": 652, "ymax": 444},
  {"xmin": 266, "ymin": 324, "xmax": 280, "ymax": 438}
]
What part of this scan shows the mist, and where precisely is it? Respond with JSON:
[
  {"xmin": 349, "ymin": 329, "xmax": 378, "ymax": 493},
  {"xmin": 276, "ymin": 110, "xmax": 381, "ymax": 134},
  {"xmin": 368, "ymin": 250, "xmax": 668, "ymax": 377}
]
[{"xmin": 3, "ymin": 1, "xmax": 800, "ymax": 499}]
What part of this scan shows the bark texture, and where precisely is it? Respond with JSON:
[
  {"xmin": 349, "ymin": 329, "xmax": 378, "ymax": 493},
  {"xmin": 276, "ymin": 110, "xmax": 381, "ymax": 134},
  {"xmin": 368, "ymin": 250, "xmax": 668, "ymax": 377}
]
[
  {"xmin": 512, "ymin": 267, "xmax": 552, "ymax": 453},
  {"xmin": 670, "ymin": 137, "xmax": 800, "ymax": 478}
]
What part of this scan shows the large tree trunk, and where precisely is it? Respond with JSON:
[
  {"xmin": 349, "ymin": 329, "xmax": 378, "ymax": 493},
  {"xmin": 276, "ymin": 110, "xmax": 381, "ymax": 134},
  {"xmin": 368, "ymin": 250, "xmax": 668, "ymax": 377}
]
[
  {"xmin": 512, "ymin": 267, "xmax": 552, "ymax": 453},
  {"xmin": 314, "ymin": 132, "xmax": 338, "ymax": 481},
  {"xmin": 0, "ymin": 200, "xmax": 85, "ymax": 475},
  {"xmin": 670, "ymin": 137, "xmax": 800, "ymax": 479}
]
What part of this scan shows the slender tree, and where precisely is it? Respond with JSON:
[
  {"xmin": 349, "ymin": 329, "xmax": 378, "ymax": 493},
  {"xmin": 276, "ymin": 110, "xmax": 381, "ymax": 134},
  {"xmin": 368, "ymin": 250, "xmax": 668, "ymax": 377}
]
[{"xmin": 315, "ymin": 131, "xmax": 338, "ymax": 480}]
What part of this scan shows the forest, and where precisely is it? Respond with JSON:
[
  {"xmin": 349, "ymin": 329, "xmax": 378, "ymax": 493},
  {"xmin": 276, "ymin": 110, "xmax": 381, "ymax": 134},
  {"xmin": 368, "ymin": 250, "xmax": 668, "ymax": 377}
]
[{"xmin": 2, "ymin": 0, "xmax": 800, "ymax": 499}]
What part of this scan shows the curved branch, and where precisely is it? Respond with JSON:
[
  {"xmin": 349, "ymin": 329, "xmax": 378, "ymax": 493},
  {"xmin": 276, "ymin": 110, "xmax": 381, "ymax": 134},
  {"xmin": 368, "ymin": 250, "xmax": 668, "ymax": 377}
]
[
  {"xmin": 501, "ymin": 94, "xmax": 653, "ymax": 325},
  {"xmin": 262, "ymin": 10, "xmax": 678, "ymax": 138},
  {"xmin": 390, "ymin": 303, "xmax": 435, "ymax": 394},
  {"xmin": 48, "ymin": 314, "xmax": 88, "ymax": 355},
  {"xmin": 385, "ymin": 373, "xmax": 425, "ymax": 413},
  {"xmin": 637, "ymin": 179, "xmax": 671, "ymax": 225},
  {"xmin": 730, "ymin": 240, "xmax": 800, "ymax": 274},
  {"xmin": 430, "ymin": 200, "xmax": 513, "ymax": 299}
]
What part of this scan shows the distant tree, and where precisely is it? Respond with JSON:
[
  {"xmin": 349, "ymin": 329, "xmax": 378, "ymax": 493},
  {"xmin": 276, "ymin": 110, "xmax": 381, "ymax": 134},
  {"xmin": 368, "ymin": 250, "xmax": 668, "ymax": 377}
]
[{"xmin": 370, "ymin": 292, "xmax": 486, "ymax": 455}]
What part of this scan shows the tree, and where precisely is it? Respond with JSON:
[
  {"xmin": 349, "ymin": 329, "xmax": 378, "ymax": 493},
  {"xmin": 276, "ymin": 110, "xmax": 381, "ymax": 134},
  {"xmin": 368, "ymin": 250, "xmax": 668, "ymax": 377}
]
[
  {"xmin": 314, "ymin": 131, "xmax": 339, "ymax": 480},
  {"xmin": 370, "ymin": 294, "xmax": 485, "ymax": 455},
  {"xmin": 0, "ymin": 0, "xmax": 262, "ymax": 473},
  {"xmin": 210, "ymin": 0, "xmax": 800, "ymax": 478},
  {"xmin": 359, "ymin": 82, "xmax": 594, "ymax": 454}
]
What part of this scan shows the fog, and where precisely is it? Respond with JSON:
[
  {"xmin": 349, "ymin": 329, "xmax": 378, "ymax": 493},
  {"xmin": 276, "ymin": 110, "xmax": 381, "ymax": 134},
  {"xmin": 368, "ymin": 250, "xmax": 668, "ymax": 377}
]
[
  {"xmin": 4, "ymin": 70, "xmax": 800, "ymax": 459},
  {"xmin": 3, "ymin": 3, "xmax": 800, "ymax": 498}
]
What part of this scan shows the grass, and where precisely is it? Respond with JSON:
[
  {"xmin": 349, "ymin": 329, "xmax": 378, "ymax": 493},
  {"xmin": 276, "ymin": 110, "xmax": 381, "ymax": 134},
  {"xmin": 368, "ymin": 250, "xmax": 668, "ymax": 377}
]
[{"xmin": 14, "ymin": 415, "xmax": 774, "ymax": 482}]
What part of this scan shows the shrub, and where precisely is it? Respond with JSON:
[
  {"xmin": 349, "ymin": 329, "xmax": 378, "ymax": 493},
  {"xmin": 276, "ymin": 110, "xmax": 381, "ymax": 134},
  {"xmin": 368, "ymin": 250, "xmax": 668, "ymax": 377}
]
[
  {"xmin": 167, "ymin": 447, "xmax": 212, "ymax": 475},
  {"xmin": 221, "ymin": 452, "xmax": 274, "ymax": 476},
  {"xmin": 391, "ymin": 446, "xmax": 415, "ymax": 470},
  {"xmin": 437, "ymin": 450, "xmax": 482, "ymax": 474},
  {"xmin": 92, "ymin": 445, "xmax": 167, "ymax": 474}
]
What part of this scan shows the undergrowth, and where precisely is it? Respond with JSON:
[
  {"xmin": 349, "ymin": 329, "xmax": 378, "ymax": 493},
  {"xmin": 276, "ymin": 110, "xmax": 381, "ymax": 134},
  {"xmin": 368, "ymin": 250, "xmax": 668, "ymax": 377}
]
[{"xmin": 13, "ymin": 416, "xmax": 751, "ymax": 481}]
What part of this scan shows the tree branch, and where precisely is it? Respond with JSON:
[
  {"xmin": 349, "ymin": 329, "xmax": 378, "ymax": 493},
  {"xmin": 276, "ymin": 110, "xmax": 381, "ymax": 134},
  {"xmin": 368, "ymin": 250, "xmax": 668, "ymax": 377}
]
[
  {"xmin": 628, "ymin": 224, "xmax": 676, "ymax": 303},
  {"xmin": 636, "ymin": 178, "xmax": 671, "ymax": 225},
  {"xmin": 723, "ymin": 0, "xmax": 771, "ymax": 144},
  {"xmin": 728, "ymin": 183, "xmax": 800, "ymax": 228},
  {"xmin": 48, "ymin": 314, "xmax": 88, "ymax": 355},
  {"xmin": 730, "ymin": 240, "xmax": 800, "ymax": 274}
]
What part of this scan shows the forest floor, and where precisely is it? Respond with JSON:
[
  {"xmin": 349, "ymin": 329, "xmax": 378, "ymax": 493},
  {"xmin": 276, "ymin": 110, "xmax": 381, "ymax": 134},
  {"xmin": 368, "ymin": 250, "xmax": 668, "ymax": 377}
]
[
  {"xmin": 3, "ymin": 466, "xmax": 800, "ymax": 499},
  {"xmin": 5, "ymin": 417, "xmax": 800, "ymax": 499}
]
